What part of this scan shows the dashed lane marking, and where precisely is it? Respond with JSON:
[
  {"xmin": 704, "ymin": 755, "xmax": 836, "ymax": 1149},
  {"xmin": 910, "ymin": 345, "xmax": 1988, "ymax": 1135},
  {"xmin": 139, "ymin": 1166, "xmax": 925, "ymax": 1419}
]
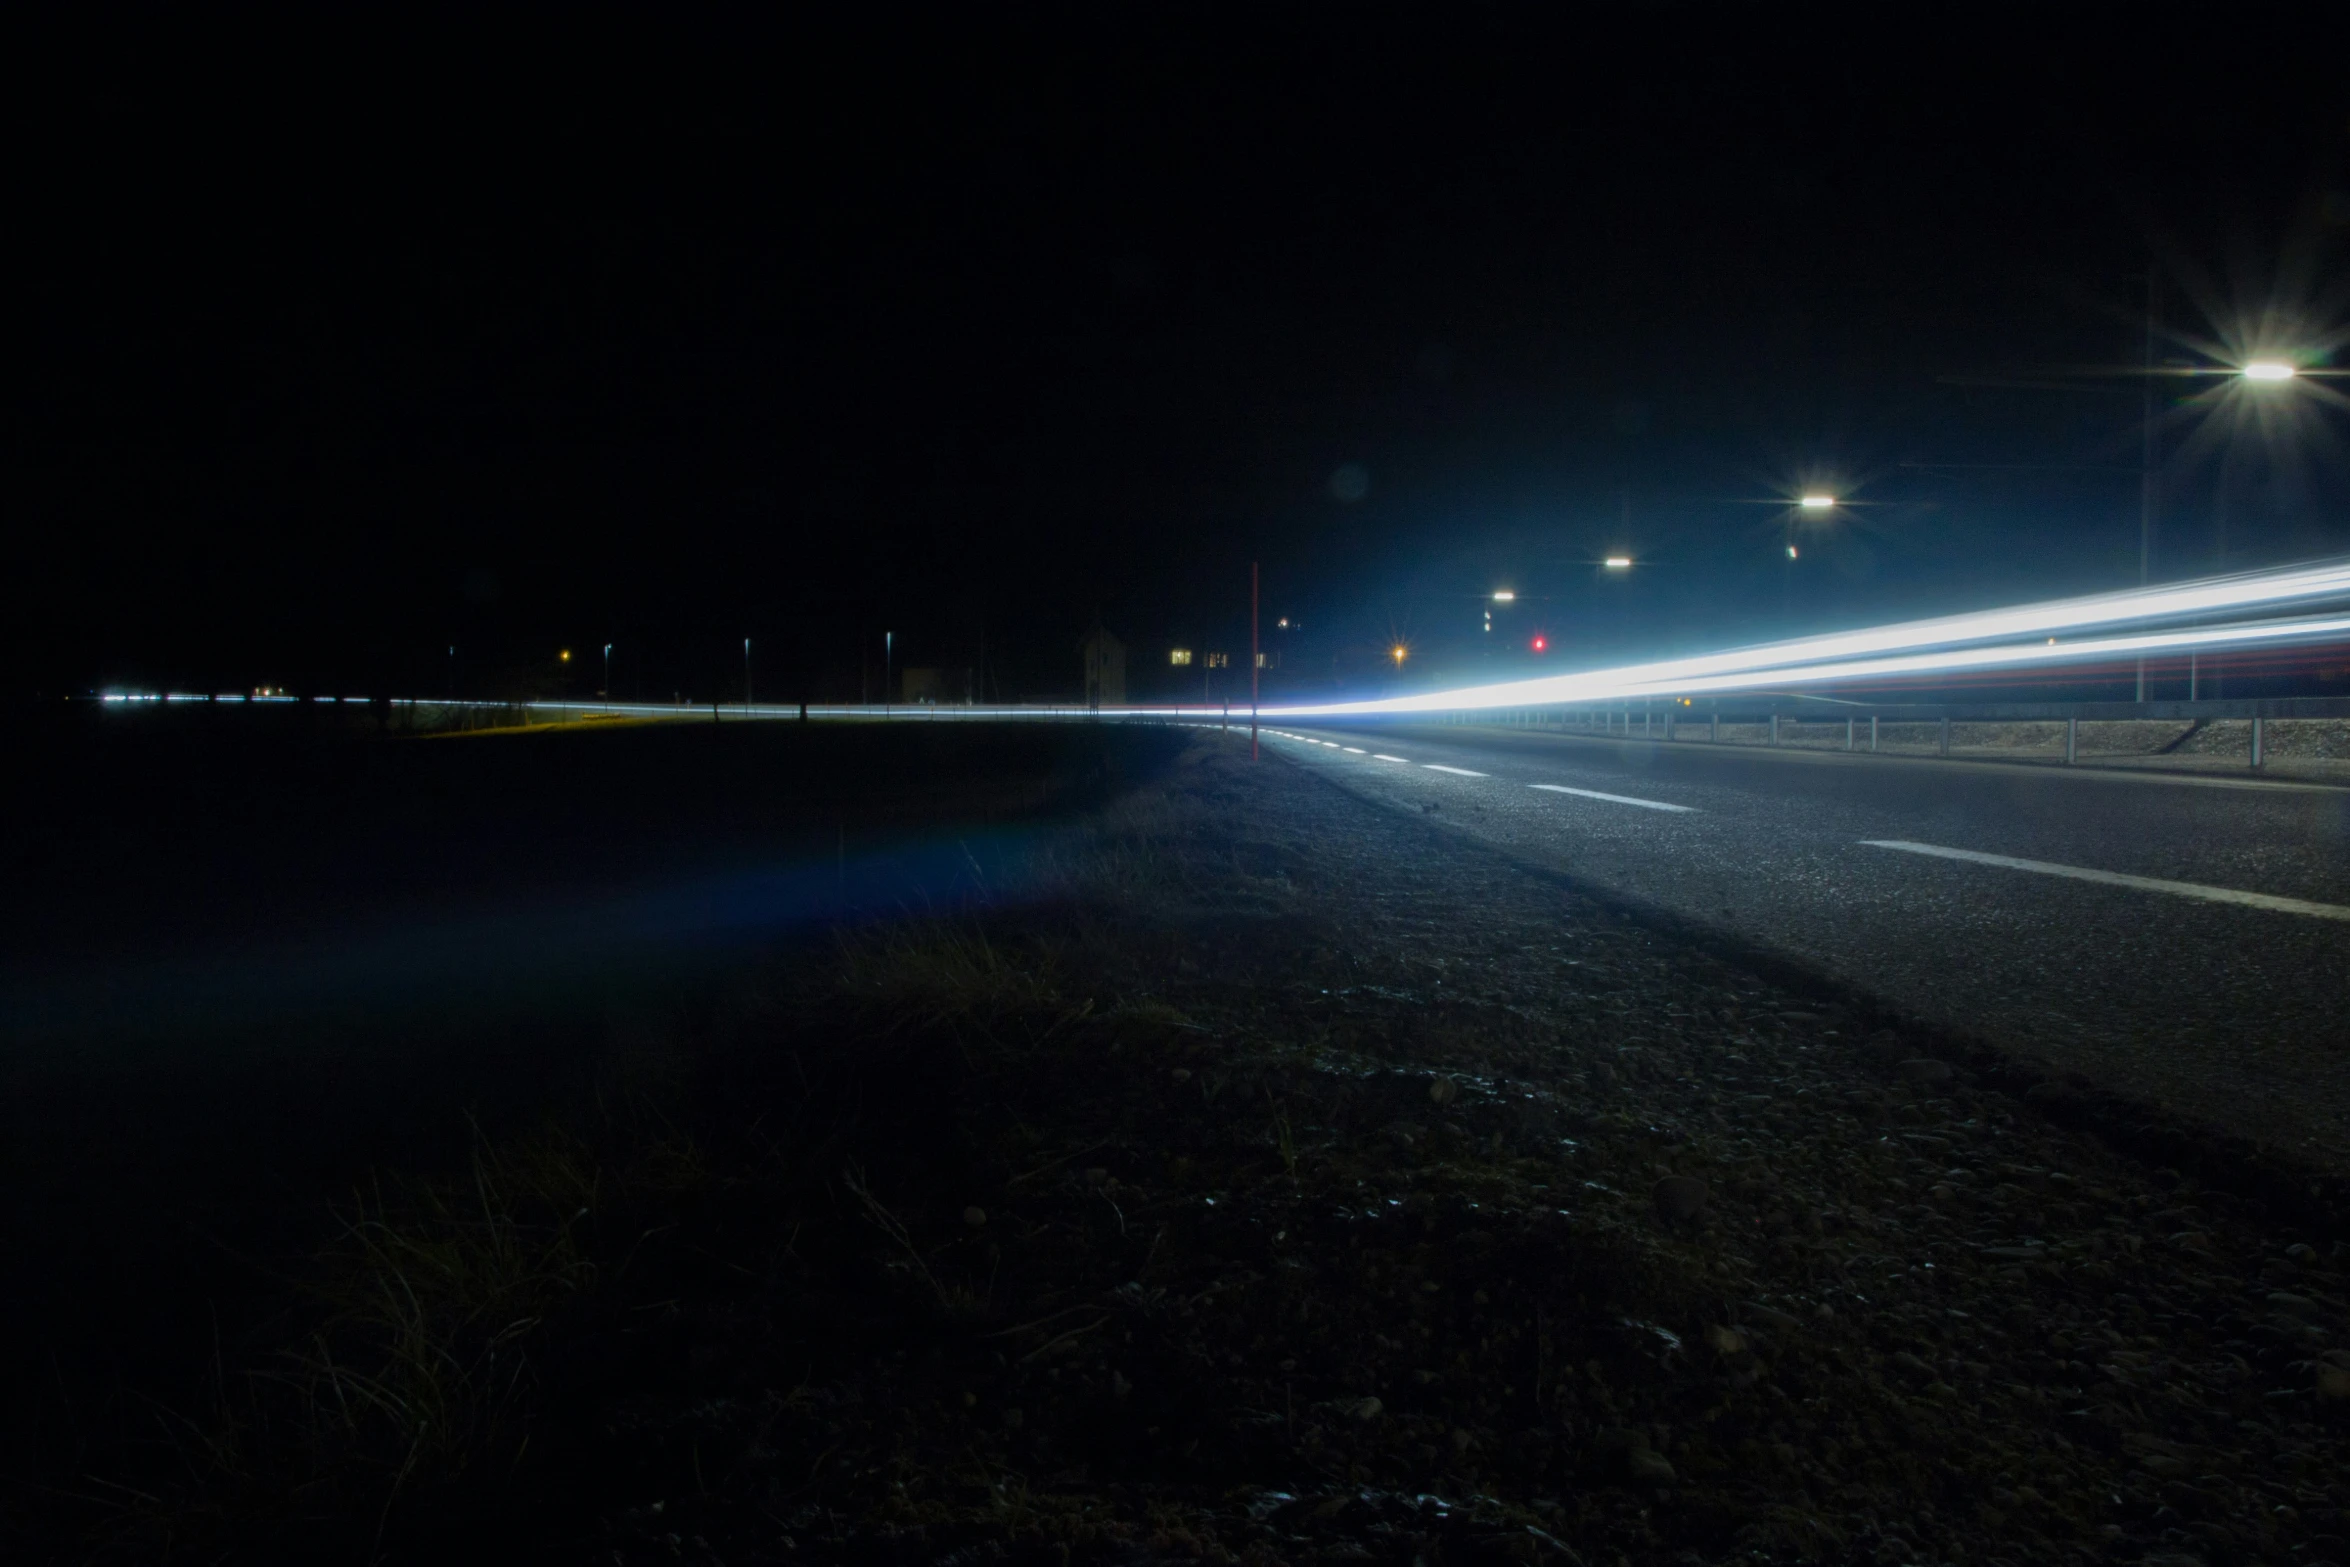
[
  {"xmin": 1423, "ymin": 764, "xmax": 1489, "ymax": 777},
  {"xmin": 1373, "ymin": 754, "xmax": 1410, "ymax": 763},
  {"xmin": 1861, "ymin": 839, "xmax": 2350, "ymax": 922},
  {"xmin": 1528, "ymin": 783, "xmax": 1695, "ymax": 813},
  {"xmin": 1342, "ymin": 746, "xmax": 1366, "ymax": 753}
]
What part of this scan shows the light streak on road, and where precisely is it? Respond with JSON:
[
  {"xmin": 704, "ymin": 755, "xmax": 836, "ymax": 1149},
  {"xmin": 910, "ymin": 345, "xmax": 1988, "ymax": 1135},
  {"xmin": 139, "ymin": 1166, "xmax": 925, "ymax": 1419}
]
[
  {"xmin": 1255, "ymin": 559, "xmax": 2350, "ymax": 717},
  {"xmin": 1260, "ymin": 608, "xmax": 2350, "ymax": 718}
]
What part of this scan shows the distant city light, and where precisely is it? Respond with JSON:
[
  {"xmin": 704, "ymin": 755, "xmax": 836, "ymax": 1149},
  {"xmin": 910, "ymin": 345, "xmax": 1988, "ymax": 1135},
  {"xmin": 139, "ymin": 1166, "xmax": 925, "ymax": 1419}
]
[
  {"xmin": 1799, "ymin": 494, "xmax": 1834, "ymax": 509},
  {"xmin": 1531, "ymin": 635, "xmax": 1547, "ymax": 652},
  {"xmin": 1276, "ymin": 617, "xmax": 1291, "ymax": 628},
  {"xmin": 1787, "ymin": 544, "xmax": 1799, "ymax": 559},
  {"xmin": 1170, "ymin": 648, "xmax": 1193, "ymax": 666},
  {"xmin": 559, "ymin": 649, "xmax": 572, "ymax": 662},
  {"xmin": 1391, "ymin": 645, "xmax": 1408, "ymax": 665},
  {"xmin": 1491, "ymin": 590, "xmax": 1515, "ymax": 602},
  {"xmin": 1603, "ymin": 557, "xmax": 1632, "ymax": 569},
  {"xmin": 2243, "ymin": 361, "xmax": 2296, "ymax": 382}
]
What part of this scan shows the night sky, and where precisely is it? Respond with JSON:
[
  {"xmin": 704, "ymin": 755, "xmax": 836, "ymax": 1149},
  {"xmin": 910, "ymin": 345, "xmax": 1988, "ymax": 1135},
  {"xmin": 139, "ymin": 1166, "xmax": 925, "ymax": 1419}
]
[{"xmin": 15, "ymin": 12, "xmax": 2350, "ymax": 702}]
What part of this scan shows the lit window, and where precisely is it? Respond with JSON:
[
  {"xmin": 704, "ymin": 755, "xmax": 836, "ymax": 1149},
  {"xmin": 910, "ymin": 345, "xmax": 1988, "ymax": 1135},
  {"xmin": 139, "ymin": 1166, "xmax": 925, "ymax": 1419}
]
[
  {"xmin": 1170, "ymin": 648, "xmax": 1193, "ymax": 666},
  {"xmin": 1207, "ymin": 652, "xmax": 1229, "ymax": 669}
]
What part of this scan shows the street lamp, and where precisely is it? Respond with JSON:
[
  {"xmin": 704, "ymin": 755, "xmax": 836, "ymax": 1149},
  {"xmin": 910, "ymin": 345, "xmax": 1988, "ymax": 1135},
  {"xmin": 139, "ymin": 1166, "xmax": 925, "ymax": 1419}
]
[
  {"xmin": 2242, "ymin": 361, "xmax": 2296, "ymax": 382},
  {"xmin": 743, "ymin": 638, "xmax": 752, "ymax": 709},
  {"xmin": 1799, "ymin": 494, "xmax": 1835, "ymax": 510},
  {"xmin": 602, "ymin": 643, "xmax": 612, "ymax": 701},
  {"xmin": 1603, "ymin": 556, "xmax": 1632, "ymax": 569}
]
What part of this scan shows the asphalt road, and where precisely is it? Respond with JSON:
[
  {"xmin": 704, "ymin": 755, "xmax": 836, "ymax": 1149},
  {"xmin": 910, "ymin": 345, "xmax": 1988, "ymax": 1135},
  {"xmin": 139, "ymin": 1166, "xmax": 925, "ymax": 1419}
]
[{"xmin": 1258, "ymin": 720, "xmax": 2350, "ymax": 1176}]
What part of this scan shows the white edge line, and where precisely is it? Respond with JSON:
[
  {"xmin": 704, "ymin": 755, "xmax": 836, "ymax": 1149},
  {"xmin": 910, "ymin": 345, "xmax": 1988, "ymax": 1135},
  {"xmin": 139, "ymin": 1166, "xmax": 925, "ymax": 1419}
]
[
  {"xmin": 1423, "ymin": 764, "xmax": 1489, "ymax": 777},
  {"xmin": 1861, "ymin": 839, "xmax": 2350, "ymax": 922},
  {"xmin": 1528, "ymin": 783, "xmax": 1695, "ymax": 813}
]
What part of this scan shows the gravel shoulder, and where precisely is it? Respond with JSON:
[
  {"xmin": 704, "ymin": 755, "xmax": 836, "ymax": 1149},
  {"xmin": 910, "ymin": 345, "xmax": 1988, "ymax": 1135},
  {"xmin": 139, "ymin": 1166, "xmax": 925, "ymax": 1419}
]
[{"xmin": 44, "ymin": 732, "xmax": 2350, "ymax": 1565}]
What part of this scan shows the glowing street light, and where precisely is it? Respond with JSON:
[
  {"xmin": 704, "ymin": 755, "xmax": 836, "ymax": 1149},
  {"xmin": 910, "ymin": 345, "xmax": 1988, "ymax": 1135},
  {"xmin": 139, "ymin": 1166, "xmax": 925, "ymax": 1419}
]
[
  {"xmin": 1491, "ymin": 590, "xmax": 1516, "ymax": 602},
  {"xmin": 1603, "ymin": 556, "xmax": 1632, "ymax": 569},
  {"xmin": 1799, "ymin": 494, "xmax": 1835, "ymax": 510},
  {"xmin": 1391, "ymin": 644, "xmax": 1408, "ymax": 666},
  {"xmin": 2243, "ymin": 361, "xmax": 2297, "ymax": 382}
]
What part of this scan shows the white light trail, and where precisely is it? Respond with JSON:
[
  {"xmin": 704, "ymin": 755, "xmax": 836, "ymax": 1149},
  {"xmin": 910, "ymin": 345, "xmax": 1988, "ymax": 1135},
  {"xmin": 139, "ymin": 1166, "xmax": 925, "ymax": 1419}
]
[
  {"xmin": 1262, "ymin": 610, "xmax": 2350, "ymax": 717},
  {"xmin": 1247, "ymin": 559, "xmax": 2350, "ymax": 717}
]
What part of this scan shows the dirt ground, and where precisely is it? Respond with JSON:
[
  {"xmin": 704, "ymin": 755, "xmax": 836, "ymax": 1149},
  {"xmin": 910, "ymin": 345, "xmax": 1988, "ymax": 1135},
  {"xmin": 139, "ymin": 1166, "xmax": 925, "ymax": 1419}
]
[{"xmin": 29, "ymin": 732, "xmax": 2348, "ymax": 1565}]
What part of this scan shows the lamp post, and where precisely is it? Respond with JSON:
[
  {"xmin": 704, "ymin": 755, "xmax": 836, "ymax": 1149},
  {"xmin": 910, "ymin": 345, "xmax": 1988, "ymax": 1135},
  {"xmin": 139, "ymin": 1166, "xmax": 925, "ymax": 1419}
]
[
  {"xmin": 743, "ymin": 638, "xmax": 752, "ymax": 711},
  {"xmin": 884, "ymin": 631, "xmax": 893, "ymax": 712},
  {"xmin": 602, "ymin": 643, "xmax": 612, "ymax": 704}
]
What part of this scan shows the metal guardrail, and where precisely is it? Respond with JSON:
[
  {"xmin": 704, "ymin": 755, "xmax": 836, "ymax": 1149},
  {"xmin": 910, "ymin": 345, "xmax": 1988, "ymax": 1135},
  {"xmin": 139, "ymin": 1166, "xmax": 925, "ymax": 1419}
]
[{"xmin": 1441, "ymin": 695, "xmax": 2350, "ymax": 773}]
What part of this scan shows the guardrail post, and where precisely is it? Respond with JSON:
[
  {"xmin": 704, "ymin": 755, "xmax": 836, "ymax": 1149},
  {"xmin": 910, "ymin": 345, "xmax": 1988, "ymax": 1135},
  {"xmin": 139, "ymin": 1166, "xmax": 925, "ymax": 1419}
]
[
  {"xmin": 2064, "ymin": 716, "xmax": 2077, "ymax": 765},
  {"xmin": 2251, "ymin": 715, "xmax": 2265, "ymax": 770},
  {"xmin": 1710, "ymin": 711, "xmax": 1719, "ymax": 743},
  {"xmin": 1845, "ymin": 716, "xmax": 1854, "ymax": 751},
  {"xmin": 1938, "ymin": 716, "xmax": 1951, "ymax": 757},
  {"xmin": 1869, "ymin": 715, "xmax": 1879, "ymax": 752},
  {"xmin": 1768, "ymin": 713, "xmax": 1779, "ymax": 747}
]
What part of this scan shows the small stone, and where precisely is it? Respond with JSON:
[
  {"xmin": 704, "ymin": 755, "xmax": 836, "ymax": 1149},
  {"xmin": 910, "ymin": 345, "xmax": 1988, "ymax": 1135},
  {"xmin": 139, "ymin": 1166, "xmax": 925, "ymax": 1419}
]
[
  {"xmin": 2318, "ymin": 1365, "xmax": 2350, "ymax": 1401},
  {"xmin": 963, "ymin": 1206, "xmax": 988, "ymax": 1227},
  {"xmin": 1451, "ymin": 1427, "xmax": 1474, "ymax": 1453},
  {"xmin": 1897, "ymin": 1058, "xmax": 1953, "ymax": 1086},
  {"xmin": 1279, "ymin": 1358, "xmax": 1297, "ymax": 1372},
  {"xmin": 1626, "ymin": 1447, "xmax": 1676, "ymax": 1484},
  {"xmin": 1002, "ymin": 1407, "xmax": 1024, "ymax": 1429},
  {"xmin": 1705, "ymin": 1325, "xmax": 1747, "ymax": 1356},
  {"xmin": 1428, "ymin": 1077, "xmax": 1460, "ymax": 1105},
  {"xmin": 1350, "ymin": 1396, "xmax": 1383, "ymax": 1421},
  {"xmin": 1171, "ymin": 1067, "xmax": 1192, "ymax": 1083},
  {"xmin": 1084, "ymin": 1167, "xmax": 1110, "ymax": 1185},
  {"xmin": 1652, "ymin": 1175, "xmax": 1709, "ymax": 1222}
]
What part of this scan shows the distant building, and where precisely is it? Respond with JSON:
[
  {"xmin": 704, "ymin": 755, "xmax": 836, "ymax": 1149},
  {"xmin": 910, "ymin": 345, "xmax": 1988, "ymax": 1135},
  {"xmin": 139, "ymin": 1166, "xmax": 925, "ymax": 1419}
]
[
  {"xmin": 1081, "ymin": 626, "xmax": 1125, "ymax": 708},
  {"xmin": 900, "ymin": 667, "xmax": 973, "ymax": 705}
]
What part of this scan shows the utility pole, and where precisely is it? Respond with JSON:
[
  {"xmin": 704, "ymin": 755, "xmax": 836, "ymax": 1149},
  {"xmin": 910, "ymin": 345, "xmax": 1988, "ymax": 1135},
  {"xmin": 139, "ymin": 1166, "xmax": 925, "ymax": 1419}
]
[
  {"xmin": 1250, "ymin": 561, "xmax": 1260, "ymax": 760},
  {"xmin": 2137, "ymin": 269, "xmax": 2159, "ymax": 703},
  {"xmin": 744, "ymin": 638, "xmax": 753, "ymax": 709}
]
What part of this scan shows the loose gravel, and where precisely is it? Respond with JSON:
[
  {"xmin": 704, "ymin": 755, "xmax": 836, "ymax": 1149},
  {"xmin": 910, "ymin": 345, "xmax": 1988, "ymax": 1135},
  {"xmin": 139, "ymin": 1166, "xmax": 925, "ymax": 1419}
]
[{"xmin": 576, "ymin": 737, "xmax": 2348, "ymax": 1565}]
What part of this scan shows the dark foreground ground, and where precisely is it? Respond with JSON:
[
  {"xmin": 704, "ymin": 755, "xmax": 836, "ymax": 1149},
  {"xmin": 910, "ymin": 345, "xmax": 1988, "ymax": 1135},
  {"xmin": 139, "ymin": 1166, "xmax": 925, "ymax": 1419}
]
[{"xmin": 5, "ymin": 724, "xmax": 2347, "ymax": 1565}]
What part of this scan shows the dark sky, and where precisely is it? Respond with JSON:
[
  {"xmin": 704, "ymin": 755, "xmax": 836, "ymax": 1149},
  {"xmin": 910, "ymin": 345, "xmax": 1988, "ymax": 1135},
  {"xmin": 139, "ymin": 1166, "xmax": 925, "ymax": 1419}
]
[{"xmin": 14, "ymin": 10, "xmax": 2350, "ymax": 701}]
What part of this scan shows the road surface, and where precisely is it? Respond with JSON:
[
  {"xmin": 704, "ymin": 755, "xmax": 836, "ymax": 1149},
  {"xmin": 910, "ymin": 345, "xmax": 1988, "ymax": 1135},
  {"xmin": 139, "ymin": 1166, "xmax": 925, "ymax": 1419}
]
[{"xmin": 1259, "ymin": 720, "xmax": 2350, "ymax": 1175}]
